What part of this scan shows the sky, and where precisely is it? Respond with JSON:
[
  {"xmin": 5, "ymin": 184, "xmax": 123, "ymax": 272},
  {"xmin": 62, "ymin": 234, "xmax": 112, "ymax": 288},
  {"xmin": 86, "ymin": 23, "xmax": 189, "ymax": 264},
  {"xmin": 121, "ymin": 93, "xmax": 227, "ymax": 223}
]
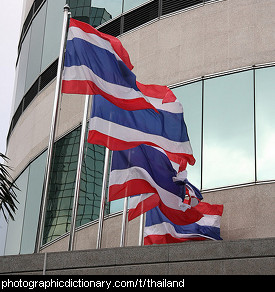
[{"xmin": 0, "ymin": 1, "xmax": 24, "ymax": 162}]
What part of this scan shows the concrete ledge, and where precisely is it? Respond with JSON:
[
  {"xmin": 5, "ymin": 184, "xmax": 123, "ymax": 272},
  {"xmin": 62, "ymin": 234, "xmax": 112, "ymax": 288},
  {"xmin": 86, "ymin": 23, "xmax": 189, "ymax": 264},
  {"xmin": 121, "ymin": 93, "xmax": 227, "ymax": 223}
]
[{"xmin": 0, "ymin": 238, "xmax": 274, "ymax": 275}]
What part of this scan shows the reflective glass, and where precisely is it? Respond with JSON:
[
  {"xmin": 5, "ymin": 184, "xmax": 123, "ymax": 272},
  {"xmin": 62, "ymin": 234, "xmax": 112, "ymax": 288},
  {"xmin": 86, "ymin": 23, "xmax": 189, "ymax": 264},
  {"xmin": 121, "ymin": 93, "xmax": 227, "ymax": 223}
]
[
  {"xmin": 172, "ymin": 81, "xmax": 202, "ymax": 188},
  {"xmin": 76, "ymin": 143, "xmax": 106, "ymax": 226},
  {"xmin": 110, "ymin": 198, "xmax": 124, "ymax": 214},
  {"xmin": 4, "ymin": 168, "xmax": 29, "ymax": 255},
  {"xmin": 41, "ymin": 0, "xmax": 66, "ymax": 72},
  {"xmin": 25, "ymin": 3, "xmax": 47, "ymax": 92},
  {"xmin": 67, "ymin": 0, "xmax": 92, "ymax": 25},
  {"xmin": 0, "ymin": 210, "xmax": 8, "ymax": 256},
  {"xmin": 91, "ymin": 0, "xmax": 123, "ymax": 21},
  {"xmin": 123, "ymin": 0, "xmax": 149, "ymax": 12},
  {"xmin": 43, "ymin": 127, "xmax": 107, "ymax": 244},
  {"xmin": 20, "ymin": 152, "xmax": 47, "ymax": 254},
  {"xmin": 13, "ymin": 29, "xmax": 31, "ymax": 112},
  {"xmin": 43, "ymin": 128, "xmax": 81, "ymax": 244},
  {"xmin": 203, "ymin": 71, "xmax": 255, "ymax": 189},
  {"xmin": 255, "ymin": 67, "xmax": 275, "ymax": 181}
]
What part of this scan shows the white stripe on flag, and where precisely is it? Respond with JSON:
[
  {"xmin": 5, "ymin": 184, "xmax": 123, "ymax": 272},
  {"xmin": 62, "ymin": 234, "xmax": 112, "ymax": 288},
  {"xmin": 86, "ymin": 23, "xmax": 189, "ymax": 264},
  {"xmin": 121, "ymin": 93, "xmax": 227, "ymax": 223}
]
[
  {"xmin": 67, "ymin": 26, "xmax": 122, "ymax": 62},
  {"xmin": 129, "ymin": 193, "xmax": 155, "ymax": 209},
  {"xmin": 109, "ymin": 166, "xmax": 191, "ymax": 213},
  {"xmin": 89, "ymin": 117, "xmax": 194, "ymax": 155},
  {"xmin": 195, "ymin": 214, "xmax": 221, "ymax": 228},
  {"xmin": 144, "ymin": 222, "xmax": 217, "ymax": 241},
  {"xmin": 63, "ymin": 65, "xmax": 147, "ymax": 101}
]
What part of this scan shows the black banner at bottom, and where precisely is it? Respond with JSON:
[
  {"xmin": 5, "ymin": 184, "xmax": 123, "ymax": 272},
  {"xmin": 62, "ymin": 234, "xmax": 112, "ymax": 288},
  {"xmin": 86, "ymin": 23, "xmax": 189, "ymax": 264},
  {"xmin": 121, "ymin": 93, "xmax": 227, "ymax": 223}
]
[{"xmin": 0, "ymin": 275, "xmax": 272, "ymax": 290}]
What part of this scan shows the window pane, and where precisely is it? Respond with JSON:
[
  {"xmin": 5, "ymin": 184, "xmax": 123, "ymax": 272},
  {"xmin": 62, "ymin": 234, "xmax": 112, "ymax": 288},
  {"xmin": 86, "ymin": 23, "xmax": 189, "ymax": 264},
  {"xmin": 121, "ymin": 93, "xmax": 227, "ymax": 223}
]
[
  {"xmin": 20, "ymin": 151, "xmax": 47, "ymax": 254},
  {"xmin": 25, "ymin": 3, "xmax": 47, "ymax": 92},
  {"xmin": 0, "ymin": 210, "xmax": 8, "ymax": 256},
  {"xmin": 172, "ymin": 81, "xmax": 202, "ymax": 188},
  {"xmin": 110, "ymin": 198, "xmax": 124, "ymax": 214},
  {"xmin": 4, "ymin": 168, "xmax": 29, "ymax": 255},
  {"xmin": 43, "ymin": 128, "xmax": 81, "ymax": 244},
  {"xmin": 76, "ymin": 144, "xmax": 106, "ymax": 226},
  {"xmin": 41, "ymin": 0, "xmax": 66, "ymax": 72},
  {"xmin": 91, "ymin": 0, "xmax": 123, "ymax": 21},
  {"xmin": 203, "ymin": 71, "xmax": 255, "ymax": 189},
  {"xmin": 123, "ymin": 0, "xmax": 150, "ymax": 12},
  {"xmin": 43, "ymin": 127, "xmax": 108, "ymax": 245},
  {"xmin": 13, "ymin": 29, "xmax": 31, "ymax": 112},
  {"xmin": 255, "ymin": 67, "xmax": 275, "ymax": 181}
]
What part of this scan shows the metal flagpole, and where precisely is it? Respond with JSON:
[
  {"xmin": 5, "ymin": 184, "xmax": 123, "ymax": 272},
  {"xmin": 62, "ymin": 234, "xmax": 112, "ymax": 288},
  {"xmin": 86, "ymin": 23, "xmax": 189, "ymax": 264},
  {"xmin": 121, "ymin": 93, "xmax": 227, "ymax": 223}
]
[
  {"xmin": 96, "ymin": 147, "xmax": 110, "ymax": 249},
  {"xmin": 68, "ymin": 94, "xmax": 91, "ymax": 251},
  {"xmin": 138, "ymin": 213, "xmax": 145, "ymax": 246},
  {"xmin": 35, "ymin": 5, "xmax": 70, "ymax": 253},
  {"xmin": 120, "ymin": 196, "xmax": 128, "ymax": 247},
  {"xmin": 120, "ymin": 148, "xmax": 132, "ymax": 247}
]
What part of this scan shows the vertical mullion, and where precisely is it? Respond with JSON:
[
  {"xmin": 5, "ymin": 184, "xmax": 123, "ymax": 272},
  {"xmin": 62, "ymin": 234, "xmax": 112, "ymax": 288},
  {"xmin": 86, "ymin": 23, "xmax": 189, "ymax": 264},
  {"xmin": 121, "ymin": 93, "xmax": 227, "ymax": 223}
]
[{"xmin": 200, "ymin": 77, "xmax": 204, "ymax": 191}]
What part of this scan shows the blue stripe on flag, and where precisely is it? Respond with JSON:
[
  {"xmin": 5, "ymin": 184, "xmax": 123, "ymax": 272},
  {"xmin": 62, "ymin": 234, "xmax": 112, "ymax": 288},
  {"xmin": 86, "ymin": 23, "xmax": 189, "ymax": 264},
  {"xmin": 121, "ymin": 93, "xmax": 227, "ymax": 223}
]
[
  {"xmin": 146, "ymin": 206, "xmax": 222, "ymax": 240},
  {"xmin": 111, "ymin": 145, "xmax": 182, "ymax": 197},
  {"xmin": 92, "ymin": 95, "xmax": 189, "ymax": 142},
  {"xmin": 64, "ymin": 38, "xmax": 139, "ymax": 90}
]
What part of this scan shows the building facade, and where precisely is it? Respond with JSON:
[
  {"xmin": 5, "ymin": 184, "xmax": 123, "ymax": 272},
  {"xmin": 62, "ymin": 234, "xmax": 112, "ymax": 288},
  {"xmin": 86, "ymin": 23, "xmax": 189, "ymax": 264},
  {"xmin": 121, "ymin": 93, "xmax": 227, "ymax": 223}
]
[{"xmin": 1, "ymin": 0, "xmax": 275, "ymax": 259}]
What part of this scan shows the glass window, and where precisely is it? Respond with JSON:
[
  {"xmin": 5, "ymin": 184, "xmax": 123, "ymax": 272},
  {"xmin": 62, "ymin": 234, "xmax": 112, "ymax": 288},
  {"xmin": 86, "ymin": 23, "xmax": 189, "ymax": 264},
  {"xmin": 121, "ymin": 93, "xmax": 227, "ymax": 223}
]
[
  {"xmin": 42, "ymin": 127, "xmax": 107, "ymax": 245},
  {"xmin": 20, "ymin": 151, "xmax": 47, "ymax": 254},
  {"xmin": 13, "ymin": 29, "xmax": 31, "ymax": 112},
  {"xmin": 172, "ymin": 81, "xmax": 202, "ymax": 189},
  {"xmin": 25, "ymin": 3, "xmax": 47, "ymax": 92},
  {"xmin": 110, "ymin": 199, "xmax": 124, "ymax": 214},
  {"xmin": 255, "ymin": 67, "xmax": 275, "ymax": 181},
  {"xmin": 41, "ymin": 0, "xmax": 66, "ymax": 72},
  {"xmin": 76, "ymin": 143, "xmax": 107, "ymax": 226},
  {"xmin": 91, "ymin": 0, "xmax": 123, "ymax": 21},
  {"xmin": 43, "ymin": 128, "xmax": 81, "ymax": 244},
  {"xmin": 203, "ymin": 71, "xmax": 255, "ymax": 189},
  {"xmin": 0, "ymin": 210, "xmax": 8, "ymax": 256},
  {"xmin": 4, "ymin": 168, "xmax": 29, "ymax": 255},
  {"xmin": 123, "ymin": 0, "xmax": 149, "ymax": 12}
]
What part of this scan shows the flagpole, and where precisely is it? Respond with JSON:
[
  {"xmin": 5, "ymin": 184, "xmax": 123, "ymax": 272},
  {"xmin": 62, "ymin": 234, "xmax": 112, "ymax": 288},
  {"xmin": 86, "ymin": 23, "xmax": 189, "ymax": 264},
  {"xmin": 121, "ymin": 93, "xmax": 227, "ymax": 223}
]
[
  {"xmin": 120, "ymin": 196, "xmax": 128, "ymax": 247},
  {"xmin": 68, "ymin": 94, "xmax": 91, "ymax": 251},
  {"xmin": 35, "ymin": 5, "xmax": 70, "ymax": 253},
  {"xmin": 96, "ymin": 147, "xmax": 110, "ymax": 249},
  {"xmin": 138, "ymin": 213, "xmax": 145, "ymax": 246}
]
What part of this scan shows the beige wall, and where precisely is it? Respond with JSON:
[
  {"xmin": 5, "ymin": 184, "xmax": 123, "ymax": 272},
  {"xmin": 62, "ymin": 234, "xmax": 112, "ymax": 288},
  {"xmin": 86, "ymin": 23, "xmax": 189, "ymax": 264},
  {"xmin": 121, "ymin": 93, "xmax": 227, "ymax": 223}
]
[
  {"xmin": 6, "ymin": 80, "xmax": 86, "ymax": 179},
  {"xmin": 121, "ymin": 0, "xmax": 275, "ymax": 85},
  {"xmin": 7, "ymin": 0, "xmax": 275, "ymax": 252},
  {"xmin": 40, "ymin": 181, "xmax": 275, "ymax": 252}
]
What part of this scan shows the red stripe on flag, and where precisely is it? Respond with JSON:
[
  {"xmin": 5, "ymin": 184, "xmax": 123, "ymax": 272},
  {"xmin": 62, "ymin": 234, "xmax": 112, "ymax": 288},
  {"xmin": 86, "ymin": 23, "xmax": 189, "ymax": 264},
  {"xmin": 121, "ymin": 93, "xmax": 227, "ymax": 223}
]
[
  {"xmin": 194, "ymin": 202, "xmax": 224, "ymax": 216},
  {"xmin": 158, "ymin": 201, "xmax": 203, "ymax": 226},
  {"xmin": 109, "ymin": 179, "xmax": 157, "ymax": 202},
  {"xmin": 69, "ymin": 18, "xmax": 134, "ymax": 70},
  {"xmin": 136, "ymin": 81, "xmax": 177, "ymax": 103},
  {"xmin": 144, "ymin": 234, "xmax": 207, "ymax": 245},
  {"xmin": 88, "ymin": 130, "xmax": 195, "ymax": 166},
  {"xmin": 62, "ymin": 80, "xmax": 157, "ymax": 112},
  {"xmin": 128, "ymin": 193, "xmax": 160, "ymax": 221}
]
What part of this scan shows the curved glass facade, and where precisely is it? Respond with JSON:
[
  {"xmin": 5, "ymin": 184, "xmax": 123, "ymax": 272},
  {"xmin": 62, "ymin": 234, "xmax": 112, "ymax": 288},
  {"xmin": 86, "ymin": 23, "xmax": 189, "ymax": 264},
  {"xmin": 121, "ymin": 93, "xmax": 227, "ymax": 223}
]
[
  {"xmin": 3, "ymin": 0, "xmax": 275, "ymax": 256},
  {"xmin": 9, "ymin": 0, "xmax": 218, "ymax": 139},
  {"xmin": 3, "ymin": 65, "xmax": 275, "ymax": 255},
  {"xmin": 173, "ymin": 66, "xmax": 275, "ymax": 190}
]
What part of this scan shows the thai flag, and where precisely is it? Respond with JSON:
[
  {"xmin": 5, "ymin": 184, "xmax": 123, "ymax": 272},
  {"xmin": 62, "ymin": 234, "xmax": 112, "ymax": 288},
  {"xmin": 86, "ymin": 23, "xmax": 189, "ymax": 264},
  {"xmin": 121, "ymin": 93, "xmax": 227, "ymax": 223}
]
[
  {"xmin": 62, "ymin": 18, "xmax": 161, "ymax": 112},
  {"xmin": 127, "ymin": 170, "xmax": 203, "ymax": 221},
  {"xmin": 109, "ymin": 145, "xmax": 202, "ymax": 225},
  {"xmin": 128, "ymin": 193, "xmax": 160, "ymax": 221},
  {"xmin": 128, "ymin": 179, "xmax": 202, "ymax": 221},
  {"xmin": 89, "ymin": 94, "xmax": 195, "ymax": 166},
  {"xmin": 144, "ymin": 202, "xmax": 224, "ymax": 245}
]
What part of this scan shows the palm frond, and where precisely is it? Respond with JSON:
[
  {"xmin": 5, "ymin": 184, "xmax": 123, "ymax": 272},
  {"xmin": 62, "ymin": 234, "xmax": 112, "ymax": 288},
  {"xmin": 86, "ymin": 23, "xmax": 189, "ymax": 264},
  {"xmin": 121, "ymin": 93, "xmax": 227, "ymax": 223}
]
[{"xmin": 0, "ymin": 153, "xmax": 19, "ymax": 221}]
